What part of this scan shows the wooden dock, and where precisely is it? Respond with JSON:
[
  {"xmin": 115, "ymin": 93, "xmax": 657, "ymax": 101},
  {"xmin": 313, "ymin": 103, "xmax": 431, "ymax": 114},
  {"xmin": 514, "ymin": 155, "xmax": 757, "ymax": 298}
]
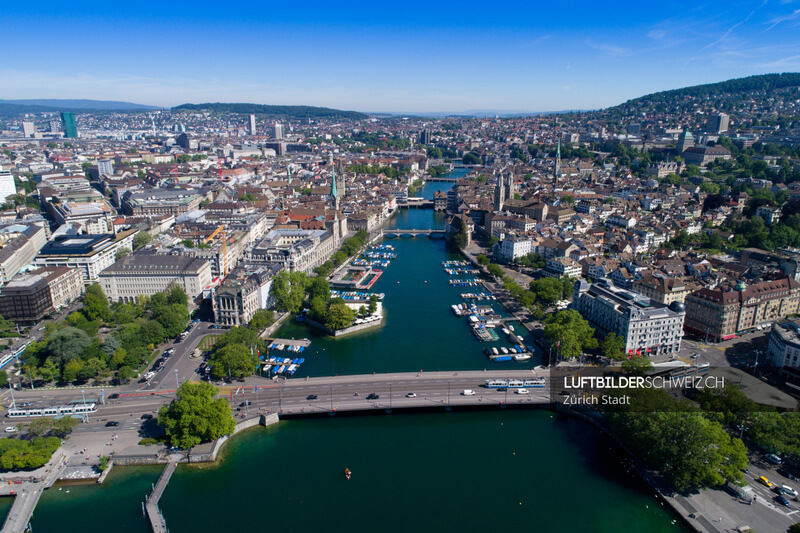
[{"xmin": 145, "ymin": 458, "xmax": 178, "ymax": 533}]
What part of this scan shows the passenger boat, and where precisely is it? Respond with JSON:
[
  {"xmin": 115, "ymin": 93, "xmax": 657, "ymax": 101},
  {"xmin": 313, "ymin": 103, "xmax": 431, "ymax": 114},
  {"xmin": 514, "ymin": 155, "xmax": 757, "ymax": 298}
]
[
  {"xmin": 514, "ymin": 354, "xmax": 532, "ymax": 361},
  {"xmin": 345, "ymin": 468, "xmax": 352, "ymax": 480}
]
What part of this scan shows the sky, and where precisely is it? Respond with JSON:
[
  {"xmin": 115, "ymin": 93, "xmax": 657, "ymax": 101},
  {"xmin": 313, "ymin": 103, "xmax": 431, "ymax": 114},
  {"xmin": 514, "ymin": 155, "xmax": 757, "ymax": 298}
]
[{"xmin": 2, "ymin": 0, "xmax": 800, "ymax": 113}]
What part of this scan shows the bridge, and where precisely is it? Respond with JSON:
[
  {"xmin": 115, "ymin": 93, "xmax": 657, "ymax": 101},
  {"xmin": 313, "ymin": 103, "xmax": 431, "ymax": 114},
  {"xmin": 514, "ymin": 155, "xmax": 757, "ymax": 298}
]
[
  {"xmin": 1, "ymin": 454, "xmax": 66, "ymax": 533},
  {"xmin": 381, "ymin": 229, "xmax": 446, "ymax": 238},
  {"xmin": 220, "ymin": 369, "xmax": 551, "ymax": 416},
  {"xmin": 424, "ymin": 176, "xmax": 458, "ymax": 182},
  {"xmin": 404, "ymin": 198, "xmax": 434, "ymax": 207}
]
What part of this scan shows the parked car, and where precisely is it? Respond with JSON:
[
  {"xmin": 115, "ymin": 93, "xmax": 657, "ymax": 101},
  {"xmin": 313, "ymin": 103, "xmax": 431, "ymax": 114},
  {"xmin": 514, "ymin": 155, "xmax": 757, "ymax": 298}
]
[{"xmin": 765, "ymin": 453, "xmax": 783, "ymax": 465}]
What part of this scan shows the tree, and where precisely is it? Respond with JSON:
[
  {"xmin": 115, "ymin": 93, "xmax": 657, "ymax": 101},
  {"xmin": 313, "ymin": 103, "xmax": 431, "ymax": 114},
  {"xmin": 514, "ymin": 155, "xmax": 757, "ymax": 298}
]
[
  {"xmin": 166, "ymin": 284, "xmax": 188, "ymax": 307},
  {"xmin": 462, "ymin": 152, "xmax": 481, "ymax": 165},
  {"xmin": 115, "ymin": 247, "xmax": 131, "ymax": 261},
  {"xmin": 306, "ymin": 277, "xmax": 330, "ymax": 302},
  {"xmin": 62, "ymin": 359, "xmax": 84, "ymax": 382},
  {"xmin": 209, "ymin": 344, "xmax": 258, "ymax": 380},
  {"xmin": 83, "ymin": 284, "xmax": 110, "ymax": 321},
  {"xmin": 214, "ymin": 326, "xmax": 264, "ymax": 354},
  {"xmin": 368, "ymin": 294, "xmax": 378, "ymax": 315},
  {"xmin": 324, "ymin": 300, "xmax": 356, "ymax": 330},
  {"xmin": 0, "ymin": 370, "xmax": 7, "ymax": 388},
  {"xmin": 271, "ymin": 270, "xmax": 308, "ymax": 313},
  {"xmin": 544, "ymin": 310, "xmax": 598, "ymax": 360},
  {"xmin": 476, "ymin": 254, "xmax": 489, "ymax": 266},
  {"xmin": 152, "ymin": 304, "xmax": 188, "ymax": 338},
  {"xmin": 158, "ymin": 382, "xmax": 235, "ymax": 449},
  {"xmin": 133, "ymin": 231, "xmax": 153, "ymax": 250},
  {"xmin": 248, "ymin": 309, "xmax": 275, "ymax": 331},
  {"xmin": 529, "ymin": 277, "xmax": 563, "ymax": 306},
  {"xmin": 601, "ymin": 332, "xmax": 626, "ymax": 361},
  {"xmin": 621, "ymin": 355, "xmax": 653, "ymax": 375},
  {"xmin": 487, "ymin": 263, "xmax": 504, "ymax": 279},
  {"xmin": 45, "ymin": 327, "xmax": 91, "ymax": 366}
]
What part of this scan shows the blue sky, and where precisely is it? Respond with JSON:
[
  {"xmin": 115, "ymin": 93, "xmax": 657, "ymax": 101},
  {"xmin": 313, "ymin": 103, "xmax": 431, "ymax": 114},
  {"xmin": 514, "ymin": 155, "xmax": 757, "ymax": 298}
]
[{"xmin": 2, "ymin": 0, "xmax": 800, "ymax": 113}]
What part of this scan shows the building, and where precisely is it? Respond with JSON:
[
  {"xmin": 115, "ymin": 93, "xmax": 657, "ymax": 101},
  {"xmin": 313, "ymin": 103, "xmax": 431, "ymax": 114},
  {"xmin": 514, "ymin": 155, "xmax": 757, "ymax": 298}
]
[
  {"xmin": 766, "ymin": 320, "xmax": 800, "ymax": 385},
  {"xmin": 677, "ymin": 130, "xmax": 694, "ymax": 153},
  {"xmin": 21, "ymin": 122, "xmax": 35, "ymax": 138},
  {"xmin": 632, "ymin": 275, "xmax": 691, "ymax": 304},
  {"xmin": 683, "ymin": 146, "xmax": 732, "ymax": 167},
  {"xmin": 0, "ymin": 266, "xmax": 84, "ymax": 322},
  {"xmin": 60, "ymin": 112, "xmax": 78, "ymax": 138},
  {"xmin": 544, "ymin": 257, "xmax": 582, "ymax": 279},
  {"xmin": 433, "ymin": 190, "xmax": 447, "ymax": 211},
  {"xmin": 706, "ymin": 113, "xmax": 730, "ymax": 134},
  {"xmin": 0, "ymin": 167, "xmax": 17, "ymax": 203},
  {"xmin": 0, "ymin": 225, "xmax": 47, "ymax": 285},
  {"xmin": 99, "ymin": 252, "xmax": 212, "ymax": 303},
  {"xmin": 248, "ymin": 229, "xmax": 336, "ymax": 273},
  {"xmin": 684, "ymin": 278, "xmax": 800, "ymax": 342},
  {"xmin": 573, "ymin": 279, "xmax": 685, "ymax": 356},
  {"xmin": 493, "ymin": 235, "xmax": 532, "ymax": 263},
  {"xmin": 33, "ymin": 229, "xmax": 137, "ymax": 284},
  {"xmin": 274, "ymin": 123, "xmax": 284, "ymax": 140},
  {"xmin": 122, "ymin": 189, "xmax": 205, "ymax": 217},
  {"xmin": 249, "ymin": 114, "xmax": 257, "ymax": 135},
  {"xmin": 98, "ymin": 159, "xmax": 114, "ymax": 177},
  {"xmin": 212, "ymin": 266, "xmax": 274, "ymax": 326}
]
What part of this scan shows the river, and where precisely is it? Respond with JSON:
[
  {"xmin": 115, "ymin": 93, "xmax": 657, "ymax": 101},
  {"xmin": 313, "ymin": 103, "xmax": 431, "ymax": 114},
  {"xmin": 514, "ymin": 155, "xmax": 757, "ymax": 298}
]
[{"xmin": 20, "ymin": 170, "xmax": 688, "ymax": 532}]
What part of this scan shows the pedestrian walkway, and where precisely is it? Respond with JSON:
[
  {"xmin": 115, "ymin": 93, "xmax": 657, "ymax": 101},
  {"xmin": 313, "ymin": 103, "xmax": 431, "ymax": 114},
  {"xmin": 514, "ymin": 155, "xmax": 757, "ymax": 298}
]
[
  {"xmin": 145, "ymin": 458, "xmax": 179, "ymax": 533},
  {"xmin": 1, "ymin": 454, "xmax": 66, "ymax": 533}
]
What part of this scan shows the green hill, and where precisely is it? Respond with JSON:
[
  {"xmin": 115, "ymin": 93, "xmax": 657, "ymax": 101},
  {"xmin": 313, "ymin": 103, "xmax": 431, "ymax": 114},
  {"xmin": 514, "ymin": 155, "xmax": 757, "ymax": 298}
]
[{"xmin": 172, "ymin": 103, "xmax": 368, "ymax": 120}]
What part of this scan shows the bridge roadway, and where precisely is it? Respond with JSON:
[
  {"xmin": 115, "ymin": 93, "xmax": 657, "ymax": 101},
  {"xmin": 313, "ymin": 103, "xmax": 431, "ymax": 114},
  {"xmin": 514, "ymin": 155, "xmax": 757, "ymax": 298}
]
[{"xmin": 380, "ymin": 229, "xmax": 446, "ymax": 237}]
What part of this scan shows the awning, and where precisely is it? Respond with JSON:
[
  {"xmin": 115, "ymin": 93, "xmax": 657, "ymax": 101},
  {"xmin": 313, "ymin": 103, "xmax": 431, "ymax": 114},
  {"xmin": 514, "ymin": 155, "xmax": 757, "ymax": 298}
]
[{"xmin": 722, "ymin": 334, "xmax": 736, "ymax": 340}]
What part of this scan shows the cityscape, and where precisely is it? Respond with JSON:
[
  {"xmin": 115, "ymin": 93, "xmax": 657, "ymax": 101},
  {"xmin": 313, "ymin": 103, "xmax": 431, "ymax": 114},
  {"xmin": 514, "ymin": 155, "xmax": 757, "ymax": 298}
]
[{"xmin": 2, "ymin": 1, "xmax": 800, "ymax": 533}]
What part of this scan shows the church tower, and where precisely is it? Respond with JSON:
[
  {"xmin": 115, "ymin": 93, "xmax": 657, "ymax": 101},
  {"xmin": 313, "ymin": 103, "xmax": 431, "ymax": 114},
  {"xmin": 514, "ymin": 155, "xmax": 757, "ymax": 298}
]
[
  {"xmin": 329, "ymin": 154, "xmax": 340, "ymax": 212},
  {"xmin": 493, "ymin": 174, "xmax": 506, "ymax": 212},
  {"xmin": 554, "ymin": 139, "xmax": 561, "ymax": 185}
]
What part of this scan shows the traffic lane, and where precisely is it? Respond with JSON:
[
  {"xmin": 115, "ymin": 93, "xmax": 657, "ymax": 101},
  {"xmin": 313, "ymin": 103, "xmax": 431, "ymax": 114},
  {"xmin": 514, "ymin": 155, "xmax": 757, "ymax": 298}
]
[{"xmin": 136, "ymin": 324, "xmax": 214, "ymax": 392}]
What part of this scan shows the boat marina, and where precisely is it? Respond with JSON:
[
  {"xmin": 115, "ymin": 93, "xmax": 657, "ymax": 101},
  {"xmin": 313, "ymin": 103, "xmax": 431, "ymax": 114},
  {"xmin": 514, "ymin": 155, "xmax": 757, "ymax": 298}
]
[{"xmin": 449, "ymin": 279, "xmax": 482, "ymax": 286}]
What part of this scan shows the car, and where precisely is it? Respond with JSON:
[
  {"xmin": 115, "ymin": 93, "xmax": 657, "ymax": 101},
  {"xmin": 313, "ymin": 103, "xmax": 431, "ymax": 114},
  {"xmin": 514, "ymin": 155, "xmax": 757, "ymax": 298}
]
[
  {"xmin": 4, "ymin": 426, "xmax": 18, "ymax": 433},
  {"xmin": 776, "ymin": 495, "xmax": 791, "ymax": 507},
  {"xmin": 765, "ymin": 453, "xmax": 783, "ymax": 465},
  {"xmin": 461, "ymin": 390, "xmax": 476, "ymax": 396},
  {"xmin": 406, "ymin": 393, "xmax": 417, "ymax": 398},
  {"xmin": 239, "ymin": 401, "xmax": 252, "ymax": 407},
  {"xmin": 781, "ymin": 485, "xmax": 798, "ymax": 498},
  {"xmin": 140, "ymin": 413, "xmax": 153, "ymax": 420},
  {"xmin": 366, "ymin": 393, "xmax": 380, "ymax": 400},
  {"xmin": 193, "ymin": 319, "xmax": 200, "ymax": 323},
  {"xmin": 691, "ymin": 353, "xmax": 700, "ymax": 359},
  {"xmin": 108, "ymin": 393, "xmax": 119, "ymax": 399},
  {"xmin": 144, "ymin": 371, "xmax": 156, "ymax": 380},
  {"xmin": 306, "ymin": 394, "xmax": 318, "ymax": 400},
  {"xmin": 759, "ymin": 476, "xmax": 774, "ymax": 488},
  {"xmin": 105, "ymin": 421, "xmax": 119, "ymax": 427},
  {"xmin": 515, "ymin": 388, "xmax": 529, "ymax": 395}
]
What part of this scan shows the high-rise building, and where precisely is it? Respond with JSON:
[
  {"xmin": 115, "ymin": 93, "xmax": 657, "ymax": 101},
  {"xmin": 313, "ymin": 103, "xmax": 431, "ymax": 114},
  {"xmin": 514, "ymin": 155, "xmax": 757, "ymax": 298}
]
[
  {"xmin": 60, "ymin": 112, "xmax": 78, "ymax": 138},
  {"xmin": 98, "ymin": 159, "xmax": 114, "ymax": 177},
  {"xmin": 274, "ymin": 123, "xmax": 284, "ymax": 140},
  {"xmin": 49, "ymin": 120, "xmax": 61, "ymax": 133},
  {"xmin": 677, "ymin": 130, "xmax": 694, "ymax": 152},
  {"xmin": 249, "ymin": 114, "xmax": 257, "ymax": 135},
  {"xmin": 21, "ymin": 122, "xmax": 35, "ymax": 138},
  {"xmin": 420, "ymin": 129, "xmax": 431, "ymax": 145},
  {"xmin": 706, "ymin": 113, "xmax": 730, "ymax": 134},
  {"xmin": 0, "ymin": 166, "xmax": 16, "ymax": 203}
]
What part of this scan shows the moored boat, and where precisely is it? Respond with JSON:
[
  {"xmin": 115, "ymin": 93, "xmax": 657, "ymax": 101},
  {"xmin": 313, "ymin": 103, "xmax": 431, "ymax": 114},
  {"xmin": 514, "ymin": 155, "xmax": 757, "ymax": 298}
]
[{"xmin": 345, "ymin": 468, "xmax": 351, "ymax": 480}]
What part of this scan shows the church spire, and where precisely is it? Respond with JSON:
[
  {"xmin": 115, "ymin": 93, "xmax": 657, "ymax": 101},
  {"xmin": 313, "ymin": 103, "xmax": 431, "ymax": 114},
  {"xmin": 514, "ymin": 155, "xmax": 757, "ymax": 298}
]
[
  {"xmin": 329, "ymin": 154, "xmax": 339, "ymax": 211},
  {"xmin": 554, "ymin": 139, "xmax": 561, "ymax": 184}
]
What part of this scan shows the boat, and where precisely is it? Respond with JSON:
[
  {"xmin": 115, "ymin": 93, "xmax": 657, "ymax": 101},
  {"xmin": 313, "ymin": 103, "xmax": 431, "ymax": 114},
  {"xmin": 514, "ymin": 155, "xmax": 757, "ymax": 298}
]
[
  {"xmin": 493, "ymin": 355, "xmax": 512, "ymax": 362},
  {"xmin": 501, "ymin": 328, "xmax": 510, "ymax": 335},
  {"xmin": 491, "ymin": 347, "xmax": 499, "ymax": 355},
  {"xmin": 514, "ymin": 354, "xmax": 532, "ymax": 361},
  {"xmin": 501, "ymin": 347, "xmax": 509, "ymax": 355},
  {"xmin": 508, "ymin": 325, "xmax": 515, "ymax": 332},
  {"xmin": 344, "ymin": 468, "xmax": 351, "ymax": 480}
]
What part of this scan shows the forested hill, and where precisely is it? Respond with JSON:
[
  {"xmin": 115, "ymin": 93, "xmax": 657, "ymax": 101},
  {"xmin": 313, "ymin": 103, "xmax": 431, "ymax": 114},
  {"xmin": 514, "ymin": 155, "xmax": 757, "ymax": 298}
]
[
  {"xmin": 603, "ymin": 73, "xmax": 800, "ymax": 116},
  {"xmin": 172, "ymin": 103, "xmax": 369, "ymax": 120}
]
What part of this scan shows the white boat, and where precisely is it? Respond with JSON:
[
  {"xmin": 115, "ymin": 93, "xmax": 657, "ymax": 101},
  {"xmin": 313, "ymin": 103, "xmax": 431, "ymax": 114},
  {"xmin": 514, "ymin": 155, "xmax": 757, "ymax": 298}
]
[
  {"xmin": 508, "ymin": 325, "xmax": 515, "ymax": 331},
  {"xmin": 514, "ymin": 354, "xmax": 531, "ymax": 361},
  {"xmin": 501, "ymin": 328, "xmax": 510, "ymax": 335},
  {"xmin": 492, "ymin": 347, "xmax": 499, "ymax": 355},
  {"xmin": 501, "ymin": 347, "xmax": 509, "ymax": 355}
]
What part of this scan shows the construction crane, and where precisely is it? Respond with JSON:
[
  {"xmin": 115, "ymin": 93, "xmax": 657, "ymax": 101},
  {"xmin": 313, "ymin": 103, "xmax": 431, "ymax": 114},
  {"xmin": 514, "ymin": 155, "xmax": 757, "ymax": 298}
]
[{"xmin": 204, "ymin": 225, "xmax": 229, "ymax": 277}]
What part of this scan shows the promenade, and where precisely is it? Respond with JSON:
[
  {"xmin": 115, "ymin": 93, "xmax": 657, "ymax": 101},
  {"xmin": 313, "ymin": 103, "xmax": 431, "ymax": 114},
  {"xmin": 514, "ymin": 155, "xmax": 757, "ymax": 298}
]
[{"xmin": 1, "ymin": 454, "xmax": 66, "ymax": 533}]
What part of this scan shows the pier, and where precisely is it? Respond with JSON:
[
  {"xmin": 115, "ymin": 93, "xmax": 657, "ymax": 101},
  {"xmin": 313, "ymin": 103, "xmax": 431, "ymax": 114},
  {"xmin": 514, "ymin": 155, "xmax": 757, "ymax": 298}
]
[
  {"xmin": 263, "ymin": 338, "xmax": 311, "ymax": 349},
  {"xmin": 145, "ymin": 458, "xmax": 179, "ymax": 533},
  {"xmin": 1, "ymin": 454, "xmax": 67, "ymax": 533}
]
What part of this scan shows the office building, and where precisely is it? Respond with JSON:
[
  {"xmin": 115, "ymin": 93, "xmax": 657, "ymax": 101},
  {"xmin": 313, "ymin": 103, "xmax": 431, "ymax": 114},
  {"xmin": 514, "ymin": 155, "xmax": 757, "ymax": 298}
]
[
  {"xmin": 99, "ymin": 252, "xmax": 212, "ymax": 303},
  {"xmin": 60, "ymin": 112, "xmax": 78, "ymax": 138},
  {"xmin": 573, "ymin": 279, "xmax": 685, "ymax": 356},
  {"xmin": 684, "ymin": 278, "xmax": 800, "ymax": 342},
  {"xmin": 21, "ymin": 122, "xmax": 35, "ymax": 138},
  {"xmin": 249, "ymin": 114, "xmax": 257, "ymax": 135},
  {"xmin": 33, "ymin": 229, "xmax": 137, "ymax": 284},
  {"xmin": 274, "ymin": 123, "xmax": 284, "ymax": 140},
  {"xmin": 212, "ymin": 266, "xmax": 274, "ymax": 326},
  {"xmin": 98, "ymin": 159, "xmax": 114, "ymax": 177},
  {"xmin": 0, "ymin": 267, "xmax": 84, "ymax": 322},
  {"xmin": 0, "ymin": 225, "xmax": 48, "ymax": 284},
  {"xmin": 706, "ymin": 113, "xmax": 730, "ymax": 134},
  {"xmin": 767, "ymin": 320, "xmax": 800, "ymax": 385},
  {"xmin": 0, "ymin": 167, "xmax": 16, "ymax": 203}
]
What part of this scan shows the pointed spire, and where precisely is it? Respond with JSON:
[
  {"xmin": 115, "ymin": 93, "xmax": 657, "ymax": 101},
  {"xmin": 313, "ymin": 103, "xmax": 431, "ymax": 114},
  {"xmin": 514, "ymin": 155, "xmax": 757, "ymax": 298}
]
[{"xmin": 555, "ymin": 139, "xmax": 561, "ymax": 184}]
